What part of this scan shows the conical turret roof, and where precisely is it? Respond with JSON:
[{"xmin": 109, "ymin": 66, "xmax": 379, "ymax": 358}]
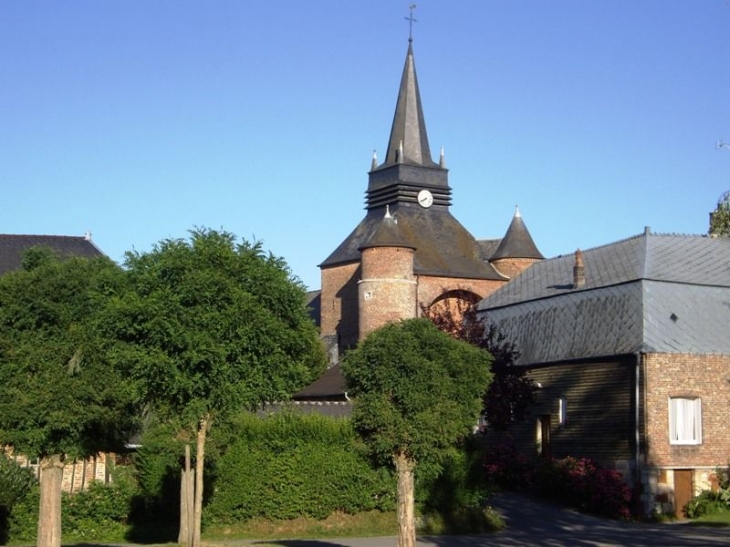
[{"xmin": 492, "ymin": 207, "xmax": 544, "ymax": 260}]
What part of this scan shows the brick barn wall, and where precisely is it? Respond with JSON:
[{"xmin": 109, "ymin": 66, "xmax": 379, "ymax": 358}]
[{"xmin": 644, "ymin": 353, "xmax": 730, "ymax": 469}]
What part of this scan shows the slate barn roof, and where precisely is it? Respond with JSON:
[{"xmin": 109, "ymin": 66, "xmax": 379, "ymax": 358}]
[
  {"xmin": 477, "ymin": 230, "xmax": 730, "ymax": 365},
  {"xmin": 0, "ymin": 234, "xmax": 104, "ymax": 275}
]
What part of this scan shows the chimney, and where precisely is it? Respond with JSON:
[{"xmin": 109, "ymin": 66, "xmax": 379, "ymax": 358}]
[{"xmin": 573, "ymin": 249, "xmax": 585, "ymax": 289}]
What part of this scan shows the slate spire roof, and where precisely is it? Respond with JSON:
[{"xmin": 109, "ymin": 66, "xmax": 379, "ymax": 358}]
[
  {"xmin": 381, "ymin": 42, "xmax": 437, "ymax": 168},
  {"xmin": 491, "ymin": 206, "xmax": 544, "ymax": 260}
]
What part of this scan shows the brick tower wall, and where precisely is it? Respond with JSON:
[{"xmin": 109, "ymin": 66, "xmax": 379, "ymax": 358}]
[
  {"xmin": 490, "ymin": 257, "xmax": 540, "ymax": 280},
  {"xmin": 359, "ymin": 246, "xmax": 416, "ymax": 339},
  {"xmin": 320, "ymin": 262, "xmax": 360, "ymax": 351}
]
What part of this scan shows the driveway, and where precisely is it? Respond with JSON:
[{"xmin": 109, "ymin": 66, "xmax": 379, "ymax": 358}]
[{"xmin": 235, "ymin": 492, "xmax": 730, "ymax": 546}]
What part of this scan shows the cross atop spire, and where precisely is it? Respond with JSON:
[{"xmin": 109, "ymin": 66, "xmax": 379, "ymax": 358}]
[{"xmin": 405, "ymin": 4, "xmax": 417, "ymax": 43}]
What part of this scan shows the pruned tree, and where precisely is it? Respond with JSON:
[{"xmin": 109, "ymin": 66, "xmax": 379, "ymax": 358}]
[
  {"xmin": 421, "ymin": 299, "xmax": 535, "ymax": 431},
  {"xmin": 342, "ymin": 318, "xmax": 490, "ymax": 547},
  {"xmin": 107, "ymin": 228, "xmax": 326, "ymax": 547},
  {"xmin": 710, "ymin": 190, "xmax": 730, "ymax": 237},
  {"xmin": 0, "ymin": 251, "xmax": 141, "ymax": 547}
]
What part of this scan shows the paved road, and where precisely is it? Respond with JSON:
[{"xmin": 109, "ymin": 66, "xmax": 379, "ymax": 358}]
[{"xmin": 233, "ymin": 492, "xmax": 730, "ymax": 547}]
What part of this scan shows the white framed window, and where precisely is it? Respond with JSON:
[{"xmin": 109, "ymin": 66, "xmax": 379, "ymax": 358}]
[{"xmin": 669, "ymin": 397, "xmax": 702, "ymax": 445}]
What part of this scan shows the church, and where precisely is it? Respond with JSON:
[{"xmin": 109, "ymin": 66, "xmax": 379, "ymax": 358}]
[{"xmin": 296, "ymin": 38, "xmax": 543, "ymax": 400}]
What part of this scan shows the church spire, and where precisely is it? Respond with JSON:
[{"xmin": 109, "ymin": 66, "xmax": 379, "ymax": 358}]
[{"xmin": 382, "ymin": 42, "xmax": 437, "ymax": 168}]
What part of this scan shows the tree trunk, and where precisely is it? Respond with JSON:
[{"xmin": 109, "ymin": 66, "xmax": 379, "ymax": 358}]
[
  {"xmin": 394, "ymin": 451, "xmax": 416, "ymax": 547},
  {"xmin": 178, "ymin": 444, "xmax": 194, "ymax": 547},
  {"xmin": 37, "ymin": 455, "xmax": 64, "ymax": 547},
  {"xmin": 191, "ymin": 415, "xmax": 210, "ymax": 547}
]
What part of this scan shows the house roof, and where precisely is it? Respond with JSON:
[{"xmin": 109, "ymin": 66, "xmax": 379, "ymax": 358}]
[
  {"xmin": 477, "ymin": 230, "xmax": 730, "ymax": 365},
  {"xmin": 0, "ymin": 234, "xmax": 104, "ymax": 275}
]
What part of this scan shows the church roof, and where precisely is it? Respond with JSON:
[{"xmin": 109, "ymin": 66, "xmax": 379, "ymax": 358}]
[
  {"xmin": 321, "ymin": 204, "xmax": 504, "ymax": 280},
  {"xmin": 0, "ymin": 234, "xmax": 104, "ymax": 275},
  {"xmin": 358, "ymin": 207, "xmax": 415, "ymax": 251},
  {"xmin": 491, "ymin": 207, "xmax": 544, "ymax": 260}
]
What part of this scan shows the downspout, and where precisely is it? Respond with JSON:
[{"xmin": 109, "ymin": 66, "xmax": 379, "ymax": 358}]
[{"xmin": 634, "ymin": 351, "xmax": 643, "ymax": 515}]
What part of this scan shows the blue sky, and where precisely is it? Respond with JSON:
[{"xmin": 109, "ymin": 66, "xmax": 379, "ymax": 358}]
[{"xmin": 2, "ymin": 2, "xmax": 729, "ymax": 290}]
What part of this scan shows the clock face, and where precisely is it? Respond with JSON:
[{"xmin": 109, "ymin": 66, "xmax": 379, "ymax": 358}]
[{"xmin": 417, "ymin": 189, "xmax": 434, "ymax": 208}]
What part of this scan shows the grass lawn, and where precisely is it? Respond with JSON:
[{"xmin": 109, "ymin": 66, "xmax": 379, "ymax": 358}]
[{"xmin": 687, "ymin": 508, "xmax": 730, "ymax": 527}]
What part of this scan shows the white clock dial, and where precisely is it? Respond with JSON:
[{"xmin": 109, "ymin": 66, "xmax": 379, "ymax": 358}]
[{"xmin": 417, "ymin": 189, "xmax": 434, "ymax": 208}]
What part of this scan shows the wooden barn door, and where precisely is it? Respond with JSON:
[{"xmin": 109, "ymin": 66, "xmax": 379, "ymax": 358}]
[{"xmin": 674, "ymin": 469, "xmax": 693, "ymax": 518}]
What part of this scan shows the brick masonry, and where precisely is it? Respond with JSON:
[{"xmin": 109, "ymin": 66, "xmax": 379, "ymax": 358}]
[{"xmin": 491, "ymin": 257, "xmax": 540, "ymax": 280}]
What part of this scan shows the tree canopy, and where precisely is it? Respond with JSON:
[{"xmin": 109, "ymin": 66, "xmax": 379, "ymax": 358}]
[
  {"xmin": 422, "ymin": 302, "xmax": 534, "ymax": 431},
  {"xmin": 107, "ymin": 228, "xmax": 325, "ymax": 422},
  {"xmin": 342, "ymin": 318, "xmax": 491, "ymax": 547},
  {"xmin": 0, "ymin": 251, "xmax": 140, "ymax": 460},
  {"xmin": 105, "ymin": 228, "xmax": 326, "ymax": 547},
  {"xmin": 710, "ymin": 190, "xmax": 730, "ymax": 237},
  {"xmin": 0, "ymin": 250, "xmax": 141, "ymax": 547}
]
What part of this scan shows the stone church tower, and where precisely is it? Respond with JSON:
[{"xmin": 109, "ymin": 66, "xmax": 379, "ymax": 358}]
[{"xmin": 318, "ymin": 40, "xmax": 533, "ymax": 357}]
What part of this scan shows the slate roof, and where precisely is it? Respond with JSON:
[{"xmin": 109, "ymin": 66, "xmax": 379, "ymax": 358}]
[
  {"xmin": 491, "ymin": 208, "xmax": 544, "ymax": 260},
  {"xmin": 381, "ymin": 41, "xmax": 438, "ymax": 169},
  {"xmin": 292, "ymin": 363, "xmax": 348, "ymax": 401},
  {"xmin": 320, "ymin": 204, "xmax": 505, "ymax": 280},
  {"xmin": 477, "ymin": 230, "xmax": 730, "ymax": 365},
  {"xmin": 0, "ymin": 234, "xmax": 104, "ymax": 275}
]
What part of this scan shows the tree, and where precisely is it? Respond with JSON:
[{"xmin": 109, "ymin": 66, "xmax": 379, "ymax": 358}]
[
  {"xmin": 341, "ymin": 318, "xmax": 490, "ymax": 547},
  {"xmin": 0, "ymin": 252, "xmax": 140, "ymax": 547},
  {"xmin": 709, "ymin": 190, "xmax": 730, "ymax": 237},
  {"xmin": 107, "ymin": 228, "xmax": 326, "ymax": 547},
  {"xmin": 422, "ymin": 301, "xmax": 535, "ymax": 431}
]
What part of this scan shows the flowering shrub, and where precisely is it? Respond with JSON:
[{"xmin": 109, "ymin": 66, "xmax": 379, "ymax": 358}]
[
  {"xmin": 484, "ymin": 443, "xmax": 631, "ymax": 519},
  {"xmin": 483, "ymin": 438, "xmax": 531, "ymax": 489}
]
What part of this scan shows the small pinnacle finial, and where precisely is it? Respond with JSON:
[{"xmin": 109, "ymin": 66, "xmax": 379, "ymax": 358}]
[
  {"xmin": 371, "ymin": 150, "xmax": 378, "ymax": 170},
  {"xmin": 439, "ymin": 146, "xmax": 446, "ymax": 168},
  {"xmin": 405, "ymin": 4, "xmax": 417, "ymax": 43},
  {"xmin": 514, "ymin": 205, "xmax": 521, "ymax": 218},
  {"xmin": 385, "ymin": 205, "xmax": 392, "ymax": 219}
]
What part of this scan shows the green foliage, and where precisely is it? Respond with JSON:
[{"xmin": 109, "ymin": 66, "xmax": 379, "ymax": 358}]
[
  {"xmin": 684, "ymin": 463, "xmax": 730, "ymax": 518},
  {"xmin": 342, "ymin": 318, "xmax": 491, "ymax": 468},
  {"xmin": 61, "ymin": 470, "xmax": 138, "ymax": 542},
  {"xmin": 0, "ymin": 457, "xmax": 37, "ymax": 544},
  {"xmin": 5, "ymin": 468, "xmax": 143, "ymax": 544},
  {"xmin": 710, "ymin": 192, "xmax": 730, "ymax": 237},
  {"xmin": 0, "ymin": 456, "xmax": 36, "ymax": 508},
  {"xmin": 5, "ymin": 483, "xmax": 39, "ymax": 543},
  {"xmin": 422, "ymin": 302, "xmax": 535, "ymax": 431},
  {"xmin": 204, "ymin": 412, "xmax": 395, "ymax": 523},
  {"xmin": 0, "ymin": 253, "xmax": 141, "ymax": 459},
  {"xmin": 107, "ymin": 228, "xmax": 326, "ymax": 429},
  {"xmin": 418, "ymin": 438, "xmax": 492, "ymax": 512}
]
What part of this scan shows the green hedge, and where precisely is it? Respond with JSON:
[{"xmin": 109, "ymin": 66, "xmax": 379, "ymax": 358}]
[{"xmin": 203, "ymin": 411, "xmax": 396, "ymax": 524}]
